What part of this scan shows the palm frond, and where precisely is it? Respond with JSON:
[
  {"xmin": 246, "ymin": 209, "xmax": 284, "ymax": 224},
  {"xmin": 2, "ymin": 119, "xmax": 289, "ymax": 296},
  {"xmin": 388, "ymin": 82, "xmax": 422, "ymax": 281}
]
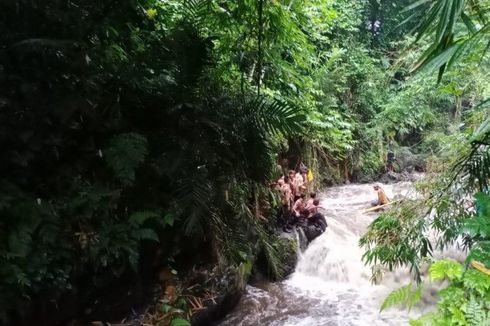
[
  {"xmin": 454, "ymin": 144, "xmax": 490, "ymax": 192},
  {"xmin": 209, "ymin": 210, "xmax": 250, "ymax": 266},
  {"xmin": 244, "ymin": 97, "xmax": 306, "ymax": 137},
  {"xmin": 380, "ymin": 283, "xmax": 424, "ymax": 312},
  {"xmin": 450, "ymin": 115, "xmax": 490, "ymax": 192},
  {"xmin": 183, "ymin": 0, "xmax": 211, "ymax": 27},
  {"xmin": 401, "ymin": 0, "xmax": 431, "ymax": 14},
  {"xmin": 472, "ymin": 113, "xmax": 490, "ymax": 142},
  {"xmin": 176, "ymin": 176, "xmax": 213, "ymax": 236},
  {"xmin": 461, "ymin": 12, "xmax": 477, "ymax": 33},
  {"xmin": 408, "ymin": 0, "xmax": 490, "ymax": 80}
]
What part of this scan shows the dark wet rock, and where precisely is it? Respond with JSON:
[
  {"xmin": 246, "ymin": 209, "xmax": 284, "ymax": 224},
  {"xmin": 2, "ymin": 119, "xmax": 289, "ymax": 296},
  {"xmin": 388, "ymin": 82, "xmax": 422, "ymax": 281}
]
[
  {"xmin": 191, "ymin": 288, "xmax": 242, "ymax": 326},
  {"xmin": 396, "ymin": 146, "xmax": 427, "ymax": 172},
  {"xmin": 352, "ymin": 170, "xmax": 377, "ymax": 184},
  {"xmin": 257, "ymin": 213, "xmax": 327, "ymax": 281},
  {"xmin": 302, "ymin": 213, "xmax": 327, "ymax": 243},
  {"xmin": 304, "ymin": 225, "xmax": 323, "ymax": 242},
  {"xmin": 254, "ymin": 232, "xmax": 299, "ymax": 281},
  {"xmin": 278, "ymin": 232, "xmax": 303, "ymax": 276},
  {"xmin": 379, "ymin": 170, "xmax": 418, "ymax": 184},
  {"xmin": 194, "ymin": 212, "xmax": 329, "ymax": 324},
  {"xmin": 191, "ymin": 266, "xmax": 247, "ymax": 326}
]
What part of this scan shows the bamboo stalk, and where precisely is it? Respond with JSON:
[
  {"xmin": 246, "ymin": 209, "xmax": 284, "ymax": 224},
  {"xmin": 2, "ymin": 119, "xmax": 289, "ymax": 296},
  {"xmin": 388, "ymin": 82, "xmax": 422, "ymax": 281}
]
[
  {"xmin": 361, "ymin": 200, "xmax": 403, "ymax": 213},
  {"xmin": 471, "ymin": 260, "xmax": 490, "ymax": 276}
]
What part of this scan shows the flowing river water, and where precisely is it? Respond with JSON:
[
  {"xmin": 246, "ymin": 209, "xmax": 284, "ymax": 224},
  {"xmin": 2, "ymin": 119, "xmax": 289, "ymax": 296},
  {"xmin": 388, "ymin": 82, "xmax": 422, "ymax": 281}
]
[{"xmin": 219, "ymin": 180, "xmax": 461, "ymax": 326}]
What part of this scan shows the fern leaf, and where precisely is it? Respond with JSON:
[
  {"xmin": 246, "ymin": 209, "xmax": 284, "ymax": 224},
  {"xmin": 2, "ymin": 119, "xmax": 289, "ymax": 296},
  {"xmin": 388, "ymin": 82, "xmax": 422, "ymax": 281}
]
[
  {"xmin": 464, "ymin": 295, "xmax": 489, "ymax": 326},
  {"xmin": 183, "ymin": 0, "xmax": 210, "ymax": 26},
  {"xmin": 245, "ymin": 97, "xmax": 305, "ymax": 137},
  {"xmin": 131, "ymin": 228, "xmax": 159, "ymax": 242},
  {"xmin": 380, "ymin": 283, "xmax": 423, "ymax": 312},
  {"xmin": 128, "ymin": 211, "xmax": 159, "ymax": 226},
  {"xmin": 105, "ymin": 133, "xmax": 148, "ymax": 183},
  {"xmin": 468, "ymin": 244, "xmax": 490, "ymax": 269},
  {"xmin": 177, "ymin": 177, "xmax": 212, "ymax": 236},
  {"xmin": 429, "ymin": 260, "xmax": 463, "ymax": 282},
  {"xmin": 463, "ymin": 269, "xmax": 490, "ymax": 296},
  {"xmin": 409, "ymin": 312, "xmax": 450, "ymax": 326}
]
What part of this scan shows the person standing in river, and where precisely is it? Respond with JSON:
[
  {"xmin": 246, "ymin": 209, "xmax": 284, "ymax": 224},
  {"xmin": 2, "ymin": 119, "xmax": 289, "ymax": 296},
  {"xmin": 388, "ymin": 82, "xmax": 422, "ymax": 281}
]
[
  {"xmin": 371, "ymin": 184, "xmax": 390, "ymax": 206},
  {"xmin": 387, "ymin": 149, "xmax": 396, "ymax": 172}
]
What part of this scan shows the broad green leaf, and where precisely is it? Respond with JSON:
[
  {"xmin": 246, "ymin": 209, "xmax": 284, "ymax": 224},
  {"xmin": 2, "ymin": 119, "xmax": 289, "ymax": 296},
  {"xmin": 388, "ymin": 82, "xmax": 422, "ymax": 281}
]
[
  {"xmin": 129, "ymin": 211, "xmax": 159, "ymax": 226},
  {"xmin": 163, "ymin": 213, "xmax": 176, "ymax": 227},
  {"xmin": 162, "ymin": 303, "xmax": 172, "ymax": 313},
  {"xmin": 170, "ymin": 317, "xmax": 191, "ymax": 326},
  {"xmin": 429, "ymin": 260, "xmax": 463, "ymax": 281}
]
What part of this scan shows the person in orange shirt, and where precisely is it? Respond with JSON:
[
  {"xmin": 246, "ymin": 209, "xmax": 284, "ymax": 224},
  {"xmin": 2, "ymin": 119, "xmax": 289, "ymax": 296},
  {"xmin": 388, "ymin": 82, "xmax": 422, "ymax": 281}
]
[{"xmin": 372, "ymin": 184, "xmax": 390, "ymax": 206}]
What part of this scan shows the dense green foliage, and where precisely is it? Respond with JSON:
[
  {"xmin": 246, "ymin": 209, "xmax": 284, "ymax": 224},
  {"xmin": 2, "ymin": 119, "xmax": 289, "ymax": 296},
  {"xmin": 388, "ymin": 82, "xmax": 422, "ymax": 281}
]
[
  {"xmin": 382, "ymin": 259, "xmax": 490, "ymax": 325},
  {"xmin": 0, "ymin": 0, "xmax": 308, "ymax": 323},
  {"xmin": 360, "ymin": 0, "xmax": 490, "ymax": 324},
  {"xmin": 2, "ymin": 0, "xmax": 490, "ymax": 325},
  {"xmin": 379, "ymin": 192, "xmax": 490, "ymax": 324}
]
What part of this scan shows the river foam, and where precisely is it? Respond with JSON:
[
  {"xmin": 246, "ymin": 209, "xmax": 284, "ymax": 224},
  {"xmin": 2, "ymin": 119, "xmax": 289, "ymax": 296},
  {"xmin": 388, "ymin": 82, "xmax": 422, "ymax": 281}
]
[{"xmin": 220, "ymin": 180, "xmax": 461, "ymax": 326}]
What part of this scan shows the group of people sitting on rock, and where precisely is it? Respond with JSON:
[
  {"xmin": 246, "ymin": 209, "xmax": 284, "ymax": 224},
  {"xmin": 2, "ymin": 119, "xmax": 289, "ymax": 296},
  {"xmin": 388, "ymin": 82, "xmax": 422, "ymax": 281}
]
[
  {"xmin": 274, "ymin": 168, "xmax": 326, "ymax": 233},
  {"xmin": 271, "ymin": 160, "xmax": 394, "ymax": 236}
]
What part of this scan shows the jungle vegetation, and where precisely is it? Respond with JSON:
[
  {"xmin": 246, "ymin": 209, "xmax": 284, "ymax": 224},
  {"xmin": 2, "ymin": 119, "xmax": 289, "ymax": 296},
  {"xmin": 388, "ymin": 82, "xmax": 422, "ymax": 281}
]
[
  {"xmin": 0, "ymin": 0, "xmax": 489, "ymax": 325},
  {"xmin": 360, "ymin": 0, "xmax": 490, "ymax": 324}
]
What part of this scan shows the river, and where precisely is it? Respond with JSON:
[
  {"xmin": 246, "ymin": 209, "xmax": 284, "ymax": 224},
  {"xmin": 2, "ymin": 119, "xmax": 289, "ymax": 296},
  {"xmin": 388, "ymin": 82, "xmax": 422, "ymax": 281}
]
[{"xmin": 219, "ymin": 180, "xmax": 451, "ymax": 326}]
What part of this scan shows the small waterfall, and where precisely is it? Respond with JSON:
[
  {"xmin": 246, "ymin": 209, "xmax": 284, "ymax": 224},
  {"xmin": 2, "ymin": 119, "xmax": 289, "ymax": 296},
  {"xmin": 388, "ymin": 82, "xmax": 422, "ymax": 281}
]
[
  {"xmin": 289, "ymin": 182, "xmax": 412, "ymax": 287},
  {"xmin": 220, "ymin": 179, "xmax": 450, "ymax": 326},
  {"xmin": 292, "ymin": 229, "xmax": 367, "ymax": 285},
  {"xmin": 294, "ymin": 226, "xmax": 308, "ymax": 254}
]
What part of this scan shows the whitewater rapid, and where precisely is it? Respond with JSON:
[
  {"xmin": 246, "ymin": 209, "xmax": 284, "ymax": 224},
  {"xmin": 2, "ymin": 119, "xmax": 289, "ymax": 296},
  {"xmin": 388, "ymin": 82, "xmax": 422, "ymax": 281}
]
[{"xmin": 220, "ymin": 181, "xmax": 446, "ymax": 326}]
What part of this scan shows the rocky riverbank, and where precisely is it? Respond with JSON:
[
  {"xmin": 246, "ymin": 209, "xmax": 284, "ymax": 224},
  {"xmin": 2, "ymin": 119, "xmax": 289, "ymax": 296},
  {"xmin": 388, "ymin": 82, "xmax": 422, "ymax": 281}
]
[{"xmin": 191, "ymin": 214, "xmax": 328, "ymax": 325}]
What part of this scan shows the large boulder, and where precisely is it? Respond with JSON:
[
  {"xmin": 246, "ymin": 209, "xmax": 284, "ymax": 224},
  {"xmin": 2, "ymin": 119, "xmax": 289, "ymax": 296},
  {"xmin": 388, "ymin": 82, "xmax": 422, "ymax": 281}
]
[
  {"xmin": 254, "ymin": 232, "xmax": 300, "ymax": 281},
  {"xmin": 378, "ymin": 170, "xmax": 419, "ymax": 184},
  {"xmin": 396, "ymin": 146, "xmax": 427, "ymax": 172},
  {"xmin": 301, "ymin": 213, "xmax": 327, "ymax": 243},
  {"xmin": 190, "ymin": 266, "xmax": 247, "ymax": 326},
  {"xmin": 277, "ymin": 233, "xmax": 302, "ymax": 277}
]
